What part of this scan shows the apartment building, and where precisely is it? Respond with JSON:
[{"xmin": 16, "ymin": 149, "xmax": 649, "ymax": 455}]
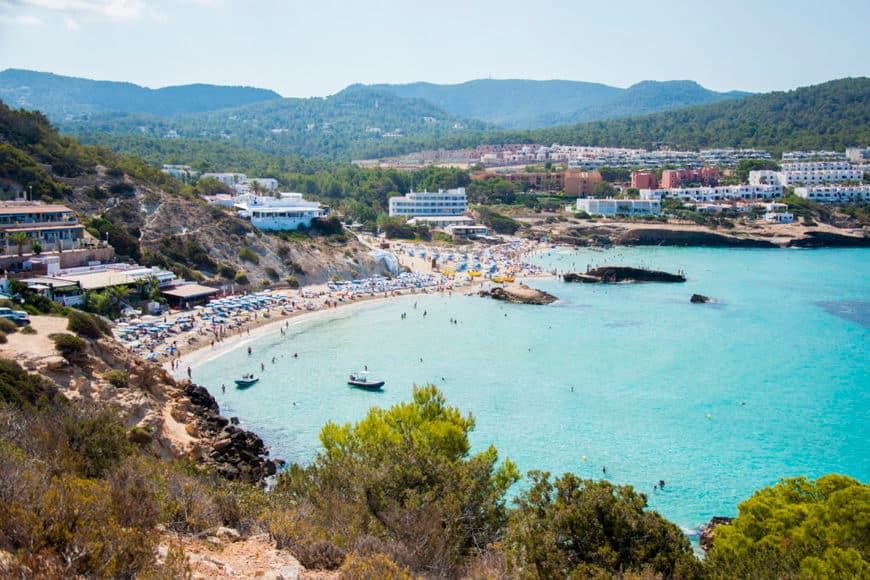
[
  {"xmin": 0, "ymin": 201, "xmax": 85, "ymax": 255},
  {"xmin": 660, "ymin": 167, "xmax": 720, "ymax": 188},
  {"xmin": 640, "ymin": 185, "xmax": 782, "ymax": 202},
  {"xmin": 388, "ymin": 188, "xmax": 468, "ymax": 217},
  {"xmin": 793, "ymin": 185, "xmax": 870, "ymax": 203},
  {"xmin": 631, "ymin": 171, "xmax": 658, "ymax": 189},
  {"xmin": 576, "ymin": 198, "xmax": 661, "ymax": 216}
]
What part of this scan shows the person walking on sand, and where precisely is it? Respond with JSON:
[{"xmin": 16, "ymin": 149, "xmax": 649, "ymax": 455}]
[{"xmin": 186, "ymin": 366, "xmax": 191, "ymax": 379}]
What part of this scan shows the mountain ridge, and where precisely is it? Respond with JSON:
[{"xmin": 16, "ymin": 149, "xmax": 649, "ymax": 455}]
[
  {"xmin": 0, "ymin": 68, "xmax": 283, "ymax": 118},
  {"xmin": 350, "ymin": 78, "xmax": 751, "ymax": 128}
]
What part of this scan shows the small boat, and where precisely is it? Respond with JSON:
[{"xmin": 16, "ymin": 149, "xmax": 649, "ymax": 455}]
[
  {"xmin": 235, "ymin": 373, "xmax": 259, "ymax": 388},
  {"xmin": 348, "ymin": 370, "xmax": 385, "ymax": 391},
  {"xmin": 493, "ymin": 275, "xmax": 515, "ymax": 283},
  {"xmin": 468, "ymin": 270, "xmax": 482, "ymax": 278}
]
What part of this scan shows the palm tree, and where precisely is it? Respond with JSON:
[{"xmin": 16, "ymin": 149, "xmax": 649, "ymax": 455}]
[
  {"xmin": 8, "ymin": 232, "xmax": 30, "ymax": 256},
  {"xmin": 108, "ymin": 285, "xmax": 134, "ymax": 316}
]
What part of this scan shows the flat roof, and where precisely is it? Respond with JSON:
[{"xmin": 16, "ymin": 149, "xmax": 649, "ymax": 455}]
[
  {"xmin": 0, "ymin": 204, "xmax": 75, "ymax": 215},
  {"xmin": 161, "ymin": 284, "xmax": 220, "ymax": 299},
  {"xmin": 19, "ymin": 276, "xmax": 80, "ymax": 289},
  {"xmin": 62, "ymin": 270, "xmax": 140, "ymax": 290}
]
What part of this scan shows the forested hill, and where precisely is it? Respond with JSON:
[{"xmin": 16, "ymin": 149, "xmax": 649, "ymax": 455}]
[
  {"xmin": 352, "ymin": 78, "xmax": 750, "ymax": 128},
  {"xmin": 358, "ymin": 77, "xmax": 870, "ymax": 158},
  {"xmin": 0, "ymin": 69, "xmax": 282, "ymax": 119},
  {"xmin": 60, "ymin": 88, "xmax": 493, "ymax": 159}
]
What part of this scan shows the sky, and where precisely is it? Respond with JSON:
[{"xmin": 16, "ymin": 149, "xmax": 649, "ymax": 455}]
[{"xmin": 0, "ymin": 0, "xmax": 867, "ymax": 97}]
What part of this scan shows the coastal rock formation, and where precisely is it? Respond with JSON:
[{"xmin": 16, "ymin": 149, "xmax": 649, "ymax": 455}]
[
  {"xmin": 479, "ymin": 283, "xmax": 558, "ymax": 305},
  {"xmin": 0, "ymin": 316, "xmax": 280, "ymax": 483},
  {"xmin": 699, "ymin": 516, "xmax": 734, "ymax": 552},
  {"xmin": 786, "ymin": 231, "xmax": 870, "ymax": 248},
  {"xmin": 691, "ymin": 294, "xmax": 712, "ymax": 303},
  {"xmin": 616, "ymin": 228, "xmax": 779, "ymax": 248},
  {"xmin": 183, "ymin": 383, "xmax": 281, "ymax": 482},
  {"xmin": 564, "ymin": 266, "xmax": 686, "ymax": 284}
]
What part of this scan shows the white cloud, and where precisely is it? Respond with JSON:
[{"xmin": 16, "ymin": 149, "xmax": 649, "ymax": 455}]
[
  {"xmin": 0, "ymin": 0, "xmax": 146, "ymax": 21},
  {"xmin": 0, "ymin": 12, "xmax": 44, "ymax": 24},
  {"xmin": 63, "ymin": 14, "xmax": 77, "ymax": 28}
]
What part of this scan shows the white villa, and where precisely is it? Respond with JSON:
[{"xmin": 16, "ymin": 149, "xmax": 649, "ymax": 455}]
[
  {"xmin": 576, "ymin": 198, "xmax": 661, "ymax": 216},
  {"xmin": 640, "ymin": 185, "xmax": 782, "ymax": 202},
  {"xmin": 793, "ymin": 185, "xmax": 870, "ymax": 203},
  {"xmin": 234, "ymin": 193, "xmax": 326, "ymax": 230},
  {"xmin": 388, "ymin": 188, "xmax": 468, "ymax": 217},
  {"xmin": 749, "ymin": 168, "xmax": 864, "ymax": 186}
]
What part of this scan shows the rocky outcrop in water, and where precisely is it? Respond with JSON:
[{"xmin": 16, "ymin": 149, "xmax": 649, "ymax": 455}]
[
  {"xmin": 699, "ymin": 516, "xmax": 734, "ymax": 552},
  {"xmin": 183, "ymin": 383, "xmax": 281, "ymax": 483},
  {"xmin": 691, "ymin": 294, "xmax": 712, "ymax": 303},
  {"xmin": 564, "ymin": 266, "xmax": 686, "ymax": 284},
  {"xmin": 479, "ymin": 283, "xmax": 558, "ymax": 305}
]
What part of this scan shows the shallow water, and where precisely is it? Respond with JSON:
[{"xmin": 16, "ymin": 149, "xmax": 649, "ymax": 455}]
[{"xmin": 191, "ymin": 247, "xmax": 870, "ymax": 533}]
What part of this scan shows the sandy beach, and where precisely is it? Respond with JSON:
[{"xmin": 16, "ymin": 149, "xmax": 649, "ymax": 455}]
[{"xmin": 137, "ymin": 237, "xmax": 551, "ymax": 380}]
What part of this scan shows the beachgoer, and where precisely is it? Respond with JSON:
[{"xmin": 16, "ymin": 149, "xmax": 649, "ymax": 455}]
[
  {"xmin": 186, "ymin": 366, "xmax": 191, "ymax": 379},
  {"xmin": 293, "ymin": 353, "xmax": 298, "ymax": 358},
  {"xmin": 602, "ymin": 466, "xmax": 607, "ymax": 474},
  {"xmin": 221, "ymin": 384, "xmax": 226, "ymax": 393},
  {"xmin": 261, "ymin": 363, "xmax": 265, "ymax": 371},
  {"xmin": 247, "ymin": 345, "xmax": 252, "ymax": 355},
  {"xmin": 659, "ymin": 480, "xmax": 666, "ymax": 488}
]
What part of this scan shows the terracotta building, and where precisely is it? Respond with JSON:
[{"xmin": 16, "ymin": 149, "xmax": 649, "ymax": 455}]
[{"xmin": 631, "ymin": 171, "xmax": 659, "ymax": 189}]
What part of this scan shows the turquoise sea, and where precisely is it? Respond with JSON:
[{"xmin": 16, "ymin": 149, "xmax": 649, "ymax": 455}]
[{"xmin": 190, "ymin": 247, "xmax": 870, "ymax": 534}]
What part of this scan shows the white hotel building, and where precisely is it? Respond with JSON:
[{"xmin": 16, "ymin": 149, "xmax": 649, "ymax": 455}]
[
  {"xmin": 749, "ymin": 167, "xmax": 864, "ymax": 187},
  {"xmin": 576, "ymin": 198, "xmax": 661, "ymax": 216},
  {"xmin": 793, "ymin": 185, "xmax": 870, "ymax": 203},
  {"xmin": 640, "ymin": 185, "xmax": 783, "ymax": 202},
  {"xmin": 234, "ymin": 193, "xmax": 326, "ymax": 230},
  {"xmin": 388, "ymin": 188, "xmax": 468, "ymax": 217}
]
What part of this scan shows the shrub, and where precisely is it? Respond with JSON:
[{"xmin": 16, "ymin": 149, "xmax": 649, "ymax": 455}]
[
  {"xmin": 238, "ymin": 247, "xmax": 260, "ymax": 264},
  {"xmin": 20, "ymin": 325, "xmax": 36, "ymax": 335},
  {"xmin": 0, "ymin": 317, "xmax": 19, "ymax": 334},
  {"xmin": 286, "ymin": 276, "xmax": 300, "ymax": 289},
  {"xmin": 126, "ymin": 427, "xmax": 152, "ymax": 447},
  {"xmin": 274, "ymin": 385, "xmax": 519, "ymax": 576},
  {"xmin": 504, "ymin": 472, "xmax": 701, "ymax": 578},
  {"xmin": 264, "ymin": 266, "xmax": 279, "ymax": 280},
  {"xmin": 0, "ymin": 331, "xmax": 6, "ymax": 344},
  {"xmin": 51, "ymin": 333, "xmax": 87, "ymax": 359},
  {"xmin": 67, "ymin": 309, "xmax": 111, "ymax": 338},
  {"xmin": 0, "ymin": 358, "xmax": 63, "ymax": 407},
  {"xmin": 234, "ymin": 273, "xmax": 250, "ymax": 285},
  {"xmin": 269, "ymin": 510, "xmax": 346, "ymax": 570},
  {"xmin": 103, "ymin": 370, "xmax": 128, "ymax": 388},
  {"xmin": 705, "ymin": 474, "xmax": 870, "ymax": 578},
  {"xmin": 338, "ymin": 552, "xmax": 413, "ymax": 579},
  {"xmin": 219, "ymin": 263, "xmax": 237, "ymax": 279},
  {"xmin": 63, "ymin": 406, "xmax": 132, "ymax": 478}
]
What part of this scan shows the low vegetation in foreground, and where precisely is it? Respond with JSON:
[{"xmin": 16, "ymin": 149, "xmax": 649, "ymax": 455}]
[{"xmin": 0, "ymin": 358, "xmax": 867, "ymax": 577}]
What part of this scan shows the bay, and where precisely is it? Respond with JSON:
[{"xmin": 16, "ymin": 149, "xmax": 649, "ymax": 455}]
[{"xmin": 191, "ymin": 247, "xmax": 870, "ymax": 533}]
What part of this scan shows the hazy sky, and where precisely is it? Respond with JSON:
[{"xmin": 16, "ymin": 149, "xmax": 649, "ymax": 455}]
[{"xmin": 0, "ymin": 0, "xmax": 867, "ymax": 97}]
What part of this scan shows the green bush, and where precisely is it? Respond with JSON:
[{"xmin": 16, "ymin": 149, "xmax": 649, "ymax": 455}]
[
  {"xmin": 20, "ymin": 325, "xmax": 36, "ymax": 335},
  {"xmin": 51, "ymin": 333, "xmax": 87, "ymax": 359},
  {"xmin": 274, "ymin": 385, "xmax": 519, "ymax": 576},
  {"xmin": 103, "ymin": 370, "xmax": 128, "ymax": 388},
  {"xmin": 219, "ymin": 263, "xmax": 237, "ymax": 279},
  {"xmin": 705, "ymin": 475, "xmax": 870, "ymax": 578},
  {"xmin": 264, "ymin": 266, "xmax": 279, "ymax": 280},
  {"xmin": 234, "ymin": 273, "xmax": 250, "ymax": 285},
  {"xmin": 0, "ymin": 358, "xmax": 63, "ymax": 408},
  {"xmin": 0, "ymin": 331, "xmax": 6, "ymax": 344},
  {"xmin": 238, "ymin": 247, "xmax": 260, "ymax": 264},
  {"xmin": 67, "ymin": 309, "xmax": 111, "ymax": 338},
  {"xmin": 286, "ymin": 276, "xmax": 300, "ymax": 289},
  {"xmin": 504, "ymin": 472, "xmax": 701, "ymax": 578}
]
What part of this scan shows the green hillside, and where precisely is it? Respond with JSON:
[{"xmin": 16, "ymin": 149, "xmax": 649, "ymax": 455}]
[
  {"xmin": 353, "ymin": 77, "xmax": 870, "ymax": 158},
  {"xmin": 0, "ymin": 68, "xmax": 282, "ymax": 119},
  {"xmin": 60, "ymin": 88, "xmax": 492, "ymax": 159},
  {"xmin": 356, "ymin": 78, "xmax": 749, "ymax": 128}
]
